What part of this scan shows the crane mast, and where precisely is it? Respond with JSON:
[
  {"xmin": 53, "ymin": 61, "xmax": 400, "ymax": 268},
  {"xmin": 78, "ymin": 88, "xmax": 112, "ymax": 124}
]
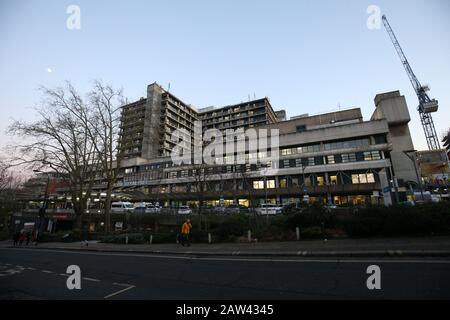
[{"xmin": 382, "ymin": 15, "xmax": 441, "ymax": 150}]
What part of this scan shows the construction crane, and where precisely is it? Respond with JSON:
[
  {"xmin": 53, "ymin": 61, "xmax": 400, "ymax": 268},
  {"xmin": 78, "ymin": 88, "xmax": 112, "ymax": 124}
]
[{"xmin": 382, "ymin": 15, "xmax": 441, "ymax": 150}]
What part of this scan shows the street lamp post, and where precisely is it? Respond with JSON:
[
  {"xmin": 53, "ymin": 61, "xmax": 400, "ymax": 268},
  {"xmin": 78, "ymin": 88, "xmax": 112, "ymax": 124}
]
[
  {"xmin": 301, "ymin": 162, "xmax": 308, "ymax": 205},
  {"xmin": 403, "ymin": 150, "xmax": 424, "ymax": 202}
]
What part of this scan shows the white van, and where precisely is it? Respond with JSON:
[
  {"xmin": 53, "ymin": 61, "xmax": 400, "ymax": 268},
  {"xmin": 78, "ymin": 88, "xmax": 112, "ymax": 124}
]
[{"xmin": 111, "ymin": 202, "xmax": 134, "ymax": 213}]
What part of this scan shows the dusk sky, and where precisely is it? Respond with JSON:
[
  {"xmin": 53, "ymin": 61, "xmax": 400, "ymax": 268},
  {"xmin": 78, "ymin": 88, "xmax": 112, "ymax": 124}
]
[{"xmin": 1, "ymin": 0, "xmax": 449, "ymax": 152}]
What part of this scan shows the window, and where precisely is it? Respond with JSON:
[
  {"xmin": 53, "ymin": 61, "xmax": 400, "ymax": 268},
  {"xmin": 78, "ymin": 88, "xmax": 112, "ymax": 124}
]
[
  {"xmin": 363, "ymin": 151, "xmax": 381, "ymax": 161},
  {"xmin": 296, "ymin": 125, "xmax": 306, "ymax": 133},
  {"xmin": 351, "ymin": 173, "xmax": 376, "ymax": 184},
  {"xmin": 266, "ymin": 180, "xmax": 276, "ymax": 189},
  {"xmin": 327, "ymin": 155, "xmax": 335, "ymax": 164},
  {"xmin": 316, "ymin": 176, "xmax": 325, "ymax": 186},
  {"xmin": 371, "ymin": 151, "xmax": 381, "ymax": 160},
  {"xmin": 308, "ymin": 157, "xmax": 315, "ymax": 166},
  {"xmin": 359, "ymin": 174, "xmax": 367, "ymax": 184},
  {"xmin": 280, "ymin": 178, "xmax": 287, "ymax": 188},
  {"xmin": 342, "ymin": 153, "xmax": 356, "ymax": 163},
  {"xmin": 169, "ymin": 171, "xmax": 178, "ymax": 179},
  {"xmin": 315, "ymin": 156, "xmax": 324, "ymax": 165},
  {"xmin": 283, "ymin": 160, "xmax": 290, "ymax": 168},
  {"xmin": 330, "ymin": 175, "xmax": 338, "ymax": 185},
  {"xmin": 253, "ymin": 180, "xmax": 264, "ymax": 189},
  {"xmin": 295, "ymin": 159, "xmax": 302, "ymax": 167}
]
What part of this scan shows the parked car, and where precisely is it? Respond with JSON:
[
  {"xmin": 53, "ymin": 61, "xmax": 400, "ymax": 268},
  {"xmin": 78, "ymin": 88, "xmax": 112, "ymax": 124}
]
[
  {"xmin": 256, "ymin": 204, "xmax": 283, "ymax": 215},
  {"xmin": 145, "ymin": 203, "xmax": 161, "ymax": 214},
  {"xmin": 178, "ymin": 205, "xmax": 192, "ymax": 215},
  {"xmin": 212, "ymin": 206, "xmax": 226, "ymax": 214},
  {"xmin": 225, "ymin": 204, "xmax": 249, "ymax": 214},
  {"xmin": 111, "ymin": 202, "xmax": 134, "ymax": 213}
]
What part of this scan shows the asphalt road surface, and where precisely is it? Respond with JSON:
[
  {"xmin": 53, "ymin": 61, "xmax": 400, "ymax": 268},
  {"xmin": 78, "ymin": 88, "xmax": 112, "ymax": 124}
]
[{"xmin": 1, "ymin": 247, "xmax": 450, "ymax": 299}]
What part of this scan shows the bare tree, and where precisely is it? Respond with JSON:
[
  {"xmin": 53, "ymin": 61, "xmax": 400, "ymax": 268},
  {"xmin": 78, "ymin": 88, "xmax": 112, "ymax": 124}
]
[
  {"xmin": 0, "ymin": 162, "xmax": 24, "ymax": 231},
  {"xmin": 8, "ymin": 82, "xmax": 100, "ymax": 229},
  {"xmin": 86, "ymin": 80, "xmax": 125, "ymax": 233}
]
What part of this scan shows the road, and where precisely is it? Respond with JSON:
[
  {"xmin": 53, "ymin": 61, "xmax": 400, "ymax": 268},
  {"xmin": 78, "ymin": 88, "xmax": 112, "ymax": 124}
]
[{"xmin": 1, "ymin": 247, "xmax": 450, "ymax": 299}]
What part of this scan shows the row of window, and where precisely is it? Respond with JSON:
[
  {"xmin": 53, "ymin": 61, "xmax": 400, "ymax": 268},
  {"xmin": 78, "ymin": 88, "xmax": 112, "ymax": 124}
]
[
  {"xmin": 141, "ymin": 172, "xmax": 378, "ymax": 193},
  {"xmin": 123, "ymin": 151, "xmax": 383, "ymax": 180},
  {"xmin": 280, "ymin": 137, "xmax": 386, "ymax": 156}
]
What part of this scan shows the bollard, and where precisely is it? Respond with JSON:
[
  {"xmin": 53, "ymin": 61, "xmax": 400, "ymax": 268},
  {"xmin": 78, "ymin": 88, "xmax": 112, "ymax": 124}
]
[
  {"xmin": 208, "ymin": 233, "xmax": 212, "ymax": 244},
  {"xmin": 150, "ymin": 235, "xmax": 153, "ymax": 245},
  {"xmin": 125, "ymin": 235, "xmax": 129, "ymax": 245},
  {"xmin": 248, "ymin": 230, "xmax": 252, "ymax": 243},
  {"xmin": 296, "ymin": 227, "xmax": 300, "ymax": 241}
]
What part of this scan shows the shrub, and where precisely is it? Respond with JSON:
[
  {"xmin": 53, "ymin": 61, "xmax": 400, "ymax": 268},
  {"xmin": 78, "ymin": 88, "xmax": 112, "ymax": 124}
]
[
  {"xmin": 284, "ymin": 205, "xmax": 337, "ymax": 231},
  {"xmin": 343, "ymin": 203, "xmax": 450, "ymax": 237},
  {"xmin": 301, "ymin": 226, "xmax": 324, "ymax": 239},
  {"xmin": 211, "ymin": 214, "xmax": 250, "ymax": 241}
]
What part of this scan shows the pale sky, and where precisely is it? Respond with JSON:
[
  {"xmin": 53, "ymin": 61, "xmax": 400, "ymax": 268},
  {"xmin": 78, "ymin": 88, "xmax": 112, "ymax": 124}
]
[{"xmin": 1, "ymin": 0, "xmax": 449, "ymax": 154}]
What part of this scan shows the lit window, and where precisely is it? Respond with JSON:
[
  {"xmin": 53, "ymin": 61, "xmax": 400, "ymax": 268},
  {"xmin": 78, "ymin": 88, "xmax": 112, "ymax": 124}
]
[
  {"xmin": 266, "ymin": 180, "xmax": 276, "ymax": 189},
  {"xmin": 253, "ymin": 181, "xmax": 264, "ymax": 189},
  {"xmin": 367, "ymin": 173, "xmax": 375, "ymax": 183},
  {"xmin": 330, "ymin": 176, "xmax": 338, "ymax": 185},
  {"xmin": 327, "ymin": 155, "xmax": 335, "ymax": 164},
  {"xmin": 352, "ymin": 174, "xmax": 359, "ymax": 184},
  {"xmin": 359, "ymin": 174, "xmax": 367, "ymax": 184},
  {"xmin": 316, "ymin": 176, "xmax": 325, "ymax": 186}
]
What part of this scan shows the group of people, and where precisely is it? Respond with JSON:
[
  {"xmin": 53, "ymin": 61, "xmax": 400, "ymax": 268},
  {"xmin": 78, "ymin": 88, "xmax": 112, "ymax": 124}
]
[{"xmin": 13, "ymin": 229, "xmax": 38, "ymax": 246}]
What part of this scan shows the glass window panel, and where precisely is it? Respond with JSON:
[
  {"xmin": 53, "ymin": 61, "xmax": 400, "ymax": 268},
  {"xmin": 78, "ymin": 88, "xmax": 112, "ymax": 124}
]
[{"xmin": 359, "ymin": 174, "xmax": 367, "ymax": 184}]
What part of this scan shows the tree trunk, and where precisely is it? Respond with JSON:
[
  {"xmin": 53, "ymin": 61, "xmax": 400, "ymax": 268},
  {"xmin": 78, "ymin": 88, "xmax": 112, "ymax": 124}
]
[{"xmin": 104, "ymin": 182, "xmax": 113, "ymax": 234}]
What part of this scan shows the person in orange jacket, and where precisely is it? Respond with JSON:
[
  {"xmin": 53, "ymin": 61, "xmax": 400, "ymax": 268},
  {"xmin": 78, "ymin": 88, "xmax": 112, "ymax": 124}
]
[{"xmin": 180, "ymin": 219, "xmax": 192, "ymax": 247}]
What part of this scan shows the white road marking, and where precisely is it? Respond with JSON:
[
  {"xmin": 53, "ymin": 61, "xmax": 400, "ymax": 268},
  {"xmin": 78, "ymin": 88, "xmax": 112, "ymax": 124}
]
[
  {"xmin": 42, "ymin": 270, "xmax": 53, "ymax": 274},
  {"xmin": 113, "ymin": 282, "xmax": 133, "ymax": 287},
  {"xmin": 104, "ymin": 285, "xmax": 135, "ymax": 299},
  {"xmin": 83, "ymin": 277, "xmax": 100, "ymax": 282},
  {"xmin": 27, "ymin": 267, "xmax": 37, "ymax": 271},
  {"xmin": 6, "ymin": 247, "xmax": 450, "ymax": 264},
  {"xmin": 59, "ymin": 273, "xmax": 69, "ymax": 277}
]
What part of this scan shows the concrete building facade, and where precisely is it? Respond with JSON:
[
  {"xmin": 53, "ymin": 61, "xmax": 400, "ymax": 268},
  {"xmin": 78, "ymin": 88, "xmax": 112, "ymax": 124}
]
[{"xmin": 113, "ymin": 84, "xmax": 419, "ymax": 207}]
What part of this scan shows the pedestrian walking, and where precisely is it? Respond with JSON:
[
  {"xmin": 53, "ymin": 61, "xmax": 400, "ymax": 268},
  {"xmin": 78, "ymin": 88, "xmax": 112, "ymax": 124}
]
[
  {"xmin": 13, "ymin": 230, "xmax": 19, "ymax": 246},
  {"xmin": 25, "ymin": 232, "xmax": 31, "ymax": 245},
  {"xmin": 18, "ymin": 230, "xmax": 25, "ymax": 246},
  {"xmin": 180, "ymin": 219, "xmax": 192, "ymax": 247}
]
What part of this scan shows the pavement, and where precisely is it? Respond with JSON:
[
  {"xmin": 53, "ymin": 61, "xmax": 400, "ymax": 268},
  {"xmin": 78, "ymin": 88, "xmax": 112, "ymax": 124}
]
[{"xmin": 2, "ymin": 236, "xmax": 450, "ymax": 257}]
